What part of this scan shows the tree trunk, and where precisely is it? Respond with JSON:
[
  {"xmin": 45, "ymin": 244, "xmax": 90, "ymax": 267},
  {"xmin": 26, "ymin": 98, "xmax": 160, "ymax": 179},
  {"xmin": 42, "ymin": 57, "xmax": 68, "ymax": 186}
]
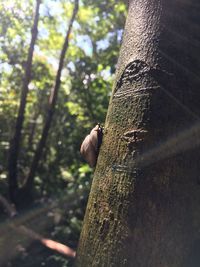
[
  {"xmin": 23, "ymin": 0, "xmax": 79, "ymax": 193},
  {"xmin": 75, "ymin": 1, "xmax": 200, "ymax": 266},
  {"xmin": 8, "ymin": 0, "xmax": 41, "ymax": 204}
]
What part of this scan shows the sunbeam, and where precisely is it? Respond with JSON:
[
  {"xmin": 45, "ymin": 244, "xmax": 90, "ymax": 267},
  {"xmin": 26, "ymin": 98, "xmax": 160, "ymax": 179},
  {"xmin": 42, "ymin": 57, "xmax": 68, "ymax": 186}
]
[{"xmin": 136, "ymin": 122, "xmax": 200, "ymax": 168}]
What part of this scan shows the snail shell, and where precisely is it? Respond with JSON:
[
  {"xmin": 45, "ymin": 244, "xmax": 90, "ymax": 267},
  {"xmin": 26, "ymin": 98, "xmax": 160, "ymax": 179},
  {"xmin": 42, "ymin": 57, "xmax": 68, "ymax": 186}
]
[{"xmin": 80, "ymin": 124, "xmax": 103, "ymax": 167}]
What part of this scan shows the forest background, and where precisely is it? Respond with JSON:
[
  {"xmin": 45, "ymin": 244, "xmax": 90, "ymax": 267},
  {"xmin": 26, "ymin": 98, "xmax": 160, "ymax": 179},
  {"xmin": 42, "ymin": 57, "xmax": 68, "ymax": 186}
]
[{"xmin": 0, "ymin": 0, "xmax": 127, "ymax": 266}]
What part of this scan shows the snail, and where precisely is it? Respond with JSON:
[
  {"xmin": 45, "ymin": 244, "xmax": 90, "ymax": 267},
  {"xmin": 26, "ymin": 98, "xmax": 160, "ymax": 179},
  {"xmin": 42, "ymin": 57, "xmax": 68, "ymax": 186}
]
[{"xmin": 80, "ymin": 124, "xmax": 103, "ymax": 167}]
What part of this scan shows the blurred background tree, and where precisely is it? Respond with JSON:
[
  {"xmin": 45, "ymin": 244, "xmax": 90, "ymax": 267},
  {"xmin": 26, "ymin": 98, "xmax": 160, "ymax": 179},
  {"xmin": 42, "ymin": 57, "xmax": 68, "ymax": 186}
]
[{"xmin": 0, "ymin": 0, "xmax": 127, "ymax": 266}]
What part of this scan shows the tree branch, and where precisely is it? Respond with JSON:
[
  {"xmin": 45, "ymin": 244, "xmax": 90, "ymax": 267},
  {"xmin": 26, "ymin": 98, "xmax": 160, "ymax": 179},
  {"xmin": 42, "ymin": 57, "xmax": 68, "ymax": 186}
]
[
  {"xmin": 25, "ymin": 0, "xmax": 79, "ymax": 192},
  {"xmin": 7, "ymin": 0, "xmax": 41, "ymax": 204}
]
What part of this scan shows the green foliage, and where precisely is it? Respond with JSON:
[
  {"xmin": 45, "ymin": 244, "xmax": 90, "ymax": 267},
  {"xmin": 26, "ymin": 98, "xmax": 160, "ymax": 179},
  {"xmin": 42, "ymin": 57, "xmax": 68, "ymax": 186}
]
[{"xmin": 0, "ymin": 0, "xmax": 127, "ymax": 265}]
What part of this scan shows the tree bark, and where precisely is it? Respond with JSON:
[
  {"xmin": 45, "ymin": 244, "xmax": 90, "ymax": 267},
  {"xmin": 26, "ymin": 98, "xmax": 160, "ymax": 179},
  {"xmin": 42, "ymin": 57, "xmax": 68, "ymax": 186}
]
[
  {"xmin": 24, "ymin": 0, "xmax": 79, "ymax": 193},
  {"xmin": 8, "ymin": 0, "xmax": 41, "ymax": 204},
  {"xmin": 75, "ymin": 0, "xmax": 200, "ymax": 266}
]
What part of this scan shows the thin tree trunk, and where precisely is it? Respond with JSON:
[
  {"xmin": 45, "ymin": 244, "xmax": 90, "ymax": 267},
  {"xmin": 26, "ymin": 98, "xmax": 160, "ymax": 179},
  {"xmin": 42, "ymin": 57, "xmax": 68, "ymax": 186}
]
[
  {"xmin": 8, "ymin": 0, "xmax": 41, "ymax": 204},
  {"xmin": 24, "ymin": 0, "xmax": 79, "ymax": 193},
  {"xmin": 75, "ymin": 0, "xmax": 200, "ymax": 266}
]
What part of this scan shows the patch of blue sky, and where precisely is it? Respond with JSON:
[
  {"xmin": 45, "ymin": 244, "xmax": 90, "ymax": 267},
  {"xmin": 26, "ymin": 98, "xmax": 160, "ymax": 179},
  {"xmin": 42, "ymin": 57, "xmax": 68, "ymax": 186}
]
[
  {"xmin": 100, "ymin": 67, "xmax": 112, "ymax": 81},
  {"xmin": 67, "ymin": 62, "xmax": 76, "ymax": 72},
  {"xmin": 57, "ymin": 21, "xmax": 67, "ymax": 35},
  {"xmin": 73, "ymin": 21, "xmax": 81, "ymax": 30},
  {"xmin": 0, "ymin": 62, "xmax": 12, "ymax": 74},
  {"xmin": 97, "ymin": 29, "xmax": 123, "ymax": 52},
  {"xmin": 7, "ymin": 34, "xmax": 22, "ymax": 46},
  {"xmin": 40, "ymin": 0, "xmax": 63, "ymax": 17},
  {"xmin": 39, "ymin": 3, "xmax": 81, "ymax": 37},
  {"xmin": 96, "ymin": 39, "xmax": 109, "ymax": 51},
  {"xmin": 57, "ymin": 19, "xmax": 81, "ymax": 36},
  {"xmin": 38, "ymin": 25, "xmax": 49, "ymax": 39},
  {"xmin": 39, "ymin": 2, "xmax": 48, "ymax": 16},
  {"xmin": 117, "ymin": 29, "xmax": 123, "ymax": 42},
  {"xmin": 3, "ymin": 1, "xmax": 29, "ymax": 19},
  {"xmin": 76, "ymin": 35, "xmax": 93, "ymax": 57},
  {"xmin": 96, "ymin": 32, "xmax": 115, "ymax": 51},
  {"xmin": 94, "ymin": 16, "xmax": 100, "ymax": 23}
]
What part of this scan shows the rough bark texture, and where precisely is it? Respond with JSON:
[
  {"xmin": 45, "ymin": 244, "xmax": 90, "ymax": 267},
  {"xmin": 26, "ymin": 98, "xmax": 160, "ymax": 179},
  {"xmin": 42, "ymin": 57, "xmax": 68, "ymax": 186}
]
[
  {"xmin": 76, "ymin": 0, "xmax": 200, "ymax": 266},
  {"xmin": 24, "ymin": 0, "xmax": 79, "ymax": 193},
  {"xmin": 8, "ymin": 0, "xmax": 41, "ymax": 203}
]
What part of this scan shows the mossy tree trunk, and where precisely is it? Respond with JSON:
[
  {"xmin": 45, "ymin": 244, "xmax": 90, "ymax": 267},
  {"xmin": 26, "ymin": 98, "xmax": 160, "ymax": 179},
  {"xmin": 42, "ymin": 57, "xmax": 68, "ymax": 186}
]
[{"xmin": 75, "ymin": 0, "xmax": 200, "ymax": 266}]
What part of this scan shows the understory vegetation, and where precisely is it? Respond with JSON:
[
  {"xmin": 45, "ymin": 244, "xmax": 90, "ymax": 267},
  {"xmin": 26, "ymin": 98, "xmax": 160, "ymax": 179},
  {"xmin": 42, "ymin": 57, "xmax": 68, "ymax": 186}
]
[{"xmin": 0, "ymin": 0, "xmax": 126, "ymax": 266}]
